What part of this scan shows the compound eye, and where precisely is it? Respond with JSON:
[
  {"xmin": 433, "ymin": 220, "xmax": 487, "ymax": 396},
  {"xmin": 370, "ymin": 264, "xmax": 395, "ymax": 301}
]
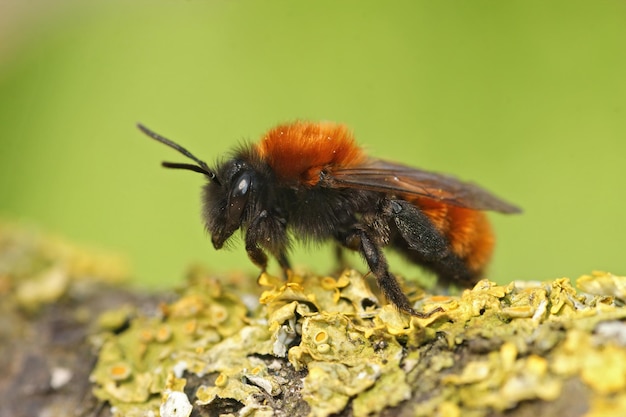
[
  {"xmin": 228, "ymin": 173, "xmax": 251, "ymax": 219},
  {"xmin": 232, "ymin": 174, "xmax": 250, "ymax": 198}
]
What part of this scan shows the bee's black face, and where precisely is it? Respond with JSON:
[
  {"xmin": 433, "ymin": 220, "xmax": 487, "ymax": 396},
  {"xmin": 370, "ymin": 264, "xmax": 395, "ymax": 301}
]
[{"xmin": 203, "ymin": 160, "xmax": 254, "ymax": 249}]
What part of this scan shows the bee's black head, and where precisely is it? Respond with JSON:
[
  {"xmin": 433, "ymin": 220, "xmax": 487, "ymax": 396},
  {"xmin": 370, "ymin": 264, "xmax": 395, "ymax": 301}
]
[{"xmin": 138, "ymin": 124, "xmax": 260, "ymax": 249}]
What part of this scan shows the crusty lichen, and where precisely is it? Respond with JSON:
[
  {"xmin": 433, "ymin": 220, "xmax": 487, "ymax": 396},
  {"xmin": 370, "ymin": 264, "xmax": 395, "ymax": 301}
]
[
  {"xmin": 0, "ymin": 222, "xmax": 139, "ymax": 417},
  {"xmin": 0, "ymin": 222, "xmax": 129, "ymax": 313},
  {"xmin": 5, "ymin": 222, "xmax": 626, "ymax": 416},
  {"xmin": 89, "ymin": 267, "xmax": 626, "ymax": 417}
]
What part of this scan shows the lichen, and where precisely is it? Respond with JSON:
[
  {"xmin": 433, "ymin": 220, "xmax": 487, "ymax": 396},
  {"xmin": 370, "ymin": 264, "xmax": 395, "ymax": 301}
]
[
  {"xmin": 0, "ymin": 221, "xmax": 129, "ymax": 313},
  {"xmin": 90, "ymin": 268, "xmax": 626, "ymax": 417},
  {"xmin": 7, "ymin": 222, "xmax": 626, "ymax": 415}
]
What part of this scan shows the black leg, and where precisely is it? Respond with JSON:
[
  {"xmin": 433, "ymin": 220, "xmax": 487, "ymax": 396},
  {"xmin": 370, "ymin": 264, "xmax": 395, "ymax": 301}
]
[
  {"xmin": 246, "ymin": 209, "xmax": 293, "ymax": 276},
  {"xmin": 245, "ymin": 211, "xmax": 269, "ymax": 270},
  {"xmin": 245, "ymin": 237, "xmax": 268, "ymax": 270},
  {"xmin": 343, "ymin": 227, "xmax": 443, "ymax": 317},
  {"xmin": 389, "ymin": 200, "xmax": 449, "ymax": 260},
  {"xmin": 389, "ymin": 199, "xmax": 476, "ymax": 285},
  {"xmin": 333, "ymin": 245, "xmax": 349, "ymax": 272},
  {"xmin": 277, "ymin": 251, "xmax": 291, "ymax": 273}
]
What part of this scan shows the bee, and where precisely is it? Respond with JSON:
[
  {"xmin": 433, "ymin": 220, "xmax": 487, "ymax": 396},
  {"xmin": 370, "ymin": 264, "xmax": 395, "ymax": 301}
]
[{"xmin": 138, "ymin": 122, "xmax": 520, "ymax": 316}]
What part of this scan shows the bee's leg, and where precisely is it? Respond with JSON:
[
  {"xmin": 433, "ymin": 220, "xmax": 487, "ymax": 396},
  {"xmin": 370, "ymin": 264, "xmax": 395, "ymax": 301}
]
[
  {"xmin": 339, "ymin": 227, "xmax": 442, "ymax": 318},
  {"xmin": 245, "ymin": 212, "xmax": 269, "ymax": 270},
  {"xmin": 277, "ymin": 251, "xmax": 291, "ymax": 274},
  {"xmin": 388, "ymin": 200, "xmax": 449, "ymax": 261},
  {"xmin": 271, "ymin": 212, "xmax": 291, "ymax": 274},
  {"xmin": 245, "ymin": 231, "xmax": 268, "ymax": 271},
  {"xmin": 333, "ymin": 245, "xmax": 349, "ymax": 272},
  {"xmin": 388, "ymin": 199, "xmax": 475, "ymax": 285},
  {"xmin": 246, "ymin": 210, "xmax": 292, "ymax": 277}
]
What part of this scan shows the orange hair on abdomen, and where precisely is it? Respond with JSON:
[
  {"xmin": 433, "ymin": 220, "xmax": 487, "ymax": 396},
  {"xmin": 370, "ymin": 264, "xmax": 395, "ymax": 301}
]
[
  {"xmin": 413, "ymin": 197, "xmax": 495, "ymax": 273},
  {"xmin": 256, "ymin": 121, "xmax": 366, "ymax": 186}
]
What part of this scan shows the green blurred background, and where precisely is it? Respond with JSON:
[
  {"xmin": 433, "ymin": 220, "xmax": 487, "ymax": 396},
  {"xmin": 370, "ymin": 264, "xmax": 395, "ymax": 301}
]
[{"xmin": 1, "ymin": 0, "xmax": 625, "ymax": 288}]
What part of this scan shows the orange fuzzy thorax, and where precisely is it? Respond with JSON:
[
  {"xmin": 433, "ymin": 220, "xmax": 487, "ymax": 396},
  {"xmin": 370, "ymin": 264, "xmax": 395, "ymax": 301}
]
[{"xmin": 256, "ymin": 121, "xmax": 366, "ymax": 186}]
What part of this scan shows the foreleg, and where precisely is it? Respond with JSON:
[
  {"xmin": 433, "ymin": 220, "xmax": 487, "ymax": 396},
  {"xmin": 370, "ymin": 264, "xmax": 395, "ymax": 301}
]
[{"xmin": 245, "ymin": 209, "xmax": 291, "ymax": 274}]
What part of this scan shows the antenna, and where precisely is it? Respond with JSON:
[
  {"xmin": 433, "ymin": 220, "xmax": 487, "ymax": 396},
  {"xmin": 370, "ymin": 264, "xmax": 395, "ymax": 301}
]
[{"xmin": 137, "ymin": 123, "xmax": 218, "ymax": 183}]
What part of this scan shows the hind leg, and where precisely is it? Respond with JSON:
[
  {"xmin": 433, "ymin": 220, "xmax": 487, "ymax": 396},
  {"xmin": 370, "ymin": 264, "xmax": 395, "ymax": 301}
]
[{"xmin": 337, "ymin": 225, "xmax": 442, "ymax": 317}]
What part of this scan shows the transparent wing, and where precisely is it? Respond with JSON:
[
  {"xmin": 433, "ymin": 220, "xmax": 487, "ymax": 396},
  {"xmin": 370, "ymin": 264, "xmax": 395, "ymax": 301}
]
[{"xmin": 331, "ymin": 159, "xmax": 521, "ymax": 213}]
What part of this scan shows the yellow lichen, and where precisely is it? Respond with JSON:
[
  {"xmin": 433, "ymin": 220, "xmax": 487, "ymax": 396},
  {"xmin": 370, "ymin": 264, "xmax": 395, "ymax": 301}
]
[
  {"xmin": 314, "ymin": 330, "xmax": 329, "ymax": 344},
  {"xmin": 88, "ymin": 268, "xmax": 626, "ymax": 417},
  {"xmin": 214, "ymin": 373, "xmax": 228, "ymax": 387},
  {"xmin": 577, "ymin": 271, "xmax": 626, "ymax": 302},
  {"xmin": 108, "ymin": 362, "xmax": 132, "ymax": 381},
  {"xmin": 155, "ymin": 325, "xmax": 173, "ymax": 343}
]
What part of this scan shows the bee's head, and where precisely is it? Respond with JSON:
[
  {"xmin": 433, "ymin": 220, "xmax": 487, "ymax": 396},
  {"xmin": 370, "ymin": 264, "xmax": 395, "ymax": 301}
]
[{"xmin": 137, "ymin": 123, "xmax": 254, "ymax": 249}]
